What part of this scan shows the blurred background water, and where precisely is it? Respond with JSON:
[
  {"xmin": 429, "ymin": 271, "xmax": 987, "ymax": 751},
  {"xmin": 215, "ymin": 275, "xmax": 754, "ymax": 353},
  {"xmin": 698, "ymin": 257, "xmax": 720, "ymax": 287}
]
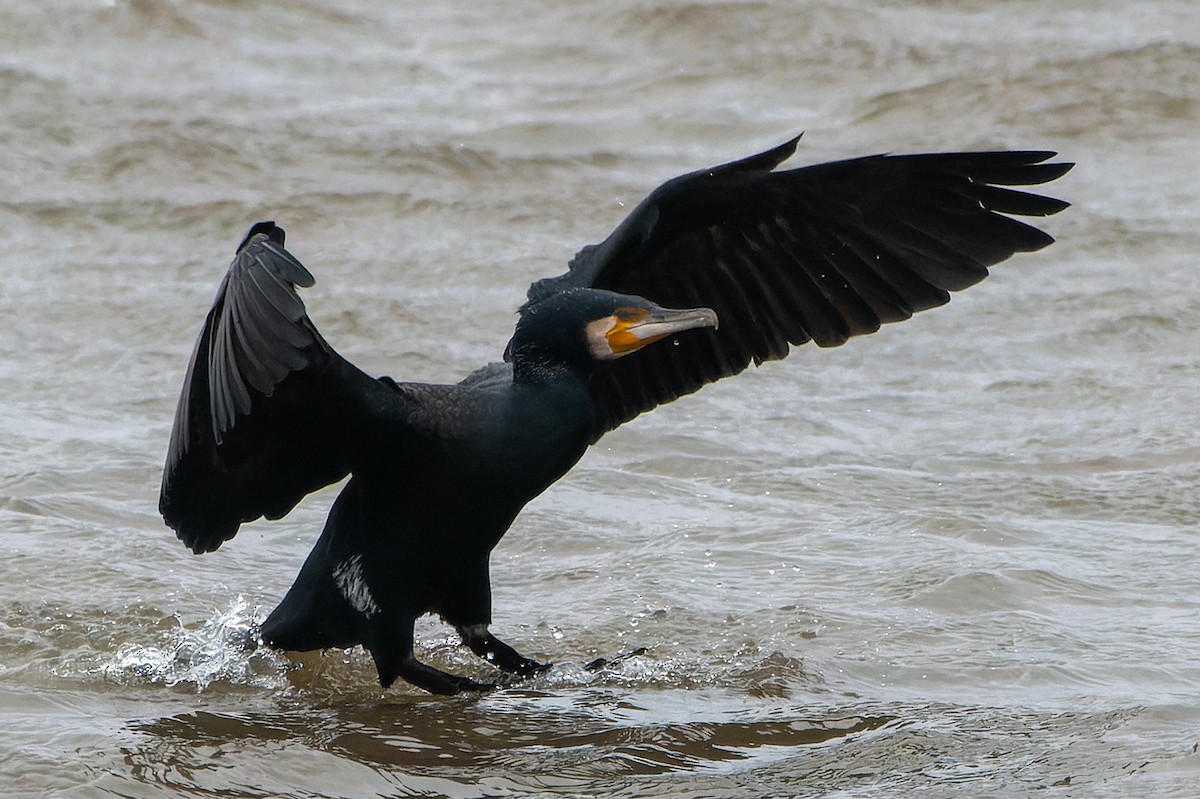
[{"xmin": 1, "ymin": 1, "xmax": 1197, "ymax": 796}]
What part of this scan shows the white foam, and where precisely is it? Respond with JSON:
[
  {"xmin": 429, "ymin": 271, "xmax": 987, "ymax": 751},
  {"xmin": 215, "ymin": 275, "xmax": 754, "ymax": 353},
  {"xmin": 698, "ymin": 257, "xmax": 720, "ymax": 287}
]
[{"xmin": 98, "ymin": 597, "xmax": 290, "ymax": 692}]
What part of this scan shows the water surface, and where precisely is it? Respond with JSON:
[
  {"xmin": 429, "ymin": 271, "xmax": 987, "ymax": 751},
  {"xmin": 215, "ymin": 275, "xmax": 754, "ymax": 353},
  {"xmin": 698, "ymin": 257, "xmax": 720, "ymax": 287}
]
[{"xmin": 2, "ymin": 1, "xmax": 1198, "ymax": 796}]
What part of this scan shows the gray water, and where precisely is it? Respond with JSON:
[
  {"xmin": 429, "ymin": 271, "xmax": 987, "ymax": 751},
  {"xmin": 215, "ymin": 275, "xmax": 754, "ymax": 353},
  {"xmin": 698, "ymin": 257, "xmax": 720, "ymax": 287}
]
[{"xmin": 2, "ymin": 1, "xmax": 1198, "ymax": 796}]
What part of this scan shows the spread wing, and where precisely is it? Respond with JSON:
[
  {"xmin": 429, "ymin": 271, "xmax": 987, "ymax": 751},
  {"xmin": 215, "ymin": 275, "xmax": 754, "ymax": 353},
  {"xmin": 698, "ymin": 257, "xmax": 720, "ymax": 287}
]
[
  {"xmin": 160, "ymin": 222, "xmax": 387, "ymax": 553},
  {"xmin": 526, "ymin": 137, "xmax": 1073, "ymax": 437}
]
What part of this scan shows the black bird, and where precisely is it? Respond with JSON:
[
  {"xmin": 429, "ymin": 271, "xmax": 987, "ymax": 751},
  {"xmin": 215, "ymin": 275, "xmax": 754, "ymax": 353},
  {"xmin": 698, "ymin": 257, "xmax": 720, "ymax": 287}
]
[{"xmin": 160, "ymin": 136, "xmax": 1072, "ymax": 694}]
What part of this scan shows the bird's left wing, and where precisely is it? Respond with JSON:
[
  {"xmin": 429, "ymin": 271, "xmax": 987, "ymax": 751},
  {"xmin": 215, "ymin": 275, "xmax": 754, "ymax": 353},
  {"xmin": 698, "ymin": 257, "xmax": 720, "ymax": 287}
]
[
  {"xmin": 526, "ymin": 137, "xmax": 1072, "ymax": 437},
  {"xmin": 160, "ymin": 222, "xmax": 388, "ymax": 553}
]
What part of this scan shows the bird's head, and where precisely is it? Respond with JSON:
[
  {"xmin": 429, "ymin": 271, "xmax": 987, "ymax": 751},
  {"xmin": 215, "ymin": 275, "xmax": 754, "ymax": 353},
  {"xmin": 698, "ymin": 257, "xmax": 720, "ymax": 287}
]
[{"xmin": 507, "ymin": 288, "xmax": 718, "ymax": 379}]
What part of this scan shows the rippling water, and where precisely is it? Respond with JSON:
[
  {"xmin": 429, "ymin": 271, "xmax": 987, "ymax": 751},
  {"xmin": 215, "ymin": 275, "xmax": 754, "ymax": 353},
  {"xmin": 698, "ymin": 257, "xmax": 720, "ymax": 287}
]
[{"xmin": 2, "ymin": 1, "xmax": 1198, "ymax": 796}]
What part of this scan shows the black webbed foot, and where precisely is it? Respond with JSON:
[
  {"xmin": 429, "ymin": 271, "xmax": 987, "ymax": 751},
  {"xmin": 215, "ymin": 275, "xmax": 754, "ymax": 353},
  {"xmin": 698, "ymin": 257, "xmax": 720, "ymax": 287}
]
[
  {"xmin": 458, "ymin": 624, "xmax": 551, "ymax": 676},
  {"xmin": 584, "ymin": 647, "xmax": 648, "ymax": 672}
]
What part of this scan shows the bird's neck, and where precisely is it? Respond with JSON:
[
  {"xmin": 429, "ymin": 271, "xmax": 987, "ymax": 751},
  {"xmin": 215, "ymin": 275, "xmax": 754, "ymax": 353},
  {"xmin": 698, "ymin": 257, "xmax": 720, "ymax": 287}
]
[
  {"xmin": 510, "ymin": 351, "xmax": 591, "ymax": 389},
  {"xmin": 506, "ymin": 353, "xmax": 597, "ymax": 434}
]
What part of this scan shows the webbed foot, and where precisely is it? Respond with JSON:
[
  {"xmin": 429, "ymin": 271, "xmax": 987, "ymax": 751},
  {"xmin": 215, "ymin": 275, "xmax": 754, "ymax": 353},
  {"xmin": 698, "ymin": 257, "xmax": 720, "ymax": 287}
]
[{"xmin": 584, "ymin": 647, "xmax": 648, "ymax": 671}]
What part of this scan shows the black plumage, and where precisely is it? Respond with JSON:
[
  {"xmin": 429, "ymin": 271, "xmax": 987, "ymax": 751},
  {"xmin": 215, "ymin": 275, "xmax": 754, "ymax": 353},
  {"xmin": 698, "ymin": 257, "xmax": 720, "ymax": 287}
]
[{"xmin": 160, "ymin": 137, "xmax": 1071, "ymax": 694}]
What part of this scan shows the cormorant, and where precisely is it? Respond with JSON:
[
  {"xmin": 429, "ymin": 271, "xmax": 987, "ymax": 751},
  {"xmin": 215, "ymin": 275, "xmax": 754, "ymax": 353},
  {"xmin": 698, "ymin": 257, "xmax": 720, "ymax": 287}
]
[{"xmin": 160, "ymin": 136, "xmax": 1072, "ymax": 694}]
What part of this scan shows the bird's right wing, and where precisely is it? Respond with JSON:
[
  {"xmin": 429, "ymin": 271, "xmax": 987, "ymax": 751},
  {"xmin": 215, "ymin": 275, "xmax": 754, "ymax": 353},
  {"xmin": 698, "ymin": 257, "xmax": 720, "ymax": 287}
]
[{"xmin": 160, "ymin": 222, "xmax": 389, "ymax": 553}]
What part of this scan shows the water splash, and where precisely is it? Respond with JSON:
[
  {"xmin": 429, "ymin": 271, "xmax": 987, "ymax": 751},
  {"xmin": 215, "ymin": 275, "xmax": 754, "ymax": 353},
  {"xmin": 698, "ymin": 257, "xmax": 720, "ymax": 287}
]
[{"xmin": 99, "ymin": 597, "xmax": 290, "ymax": 692}]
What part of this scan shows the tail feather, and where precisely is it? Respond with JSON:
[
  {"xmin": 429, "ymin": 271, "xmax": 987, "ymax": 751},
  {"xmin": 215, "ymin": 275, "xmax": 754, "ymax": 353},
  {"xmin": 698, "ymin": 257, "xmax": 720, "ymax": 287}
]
[
  {"xmin": 258, "ymin": 478, "xmax": 424, "ymax": 691},
  {"xmin": 260, "ymin": 553, "xmax": 361, "ymax": 652},
  {"xmin": 260, "ymin": 479, "xmax": 372, "ymax": 653}
]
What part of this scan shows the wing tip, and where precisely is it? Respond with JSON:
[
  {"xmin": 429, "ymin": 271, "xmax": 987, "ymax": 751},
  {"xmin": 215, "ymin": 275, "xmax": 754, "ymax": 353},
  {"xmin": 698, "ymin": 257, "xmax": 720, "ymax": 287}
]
[
  {"xmin": 160, "ymin": 463, "xmax": 244, "ymax": 554},
  {"xmin": 165, "ymin": 514, "xmax": 237, "ymax": 555},
  {"xmin": 236, "ymin": 221, "xmax": 316, "ymax": 289},
  {"xmin": 238, "ymin": 220, "xmax": 283, "ymax": 253},
  {"xmin": 715, "ymin": 132, "xmax": 805, "ymax": 174},
  {"xmin": 1024, "ymin": 154, "xmax": 1075, "ymax": 185}
]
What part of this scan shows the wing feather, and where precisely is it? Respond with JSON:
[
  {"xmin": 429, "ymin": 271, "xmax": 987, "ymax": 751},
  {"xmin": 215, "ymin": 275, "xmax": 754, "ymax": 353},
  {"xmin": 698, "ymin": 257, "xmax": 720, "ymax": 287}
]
[
  {"xmin": 160, "ymin": 222, "xmax": 388, "ymax": 553},
  {"xmin": 528, "ymin": 141, "xmax": 1072, "ymax": 437}
]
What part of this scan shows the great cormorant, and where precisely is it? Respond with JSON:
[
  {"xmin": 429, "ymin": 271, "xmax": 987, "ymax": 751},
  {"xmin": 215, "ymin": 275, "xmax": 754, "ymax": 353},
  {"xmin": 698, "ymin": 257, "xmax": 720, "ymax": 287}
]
[{"xmin": 160, "ymin": 136, "xmax": 1072, "ymax": 694}]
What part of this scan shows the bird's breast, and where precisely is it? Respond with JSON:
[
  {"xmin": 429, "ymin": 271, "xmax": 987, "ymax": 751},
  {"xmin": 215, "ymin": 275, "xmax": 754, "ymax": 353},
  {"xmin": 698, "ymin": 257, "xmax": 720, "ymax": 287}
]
[{"xmin": 366, "ymin": 378, "xmax": 594, "ymax": 542}]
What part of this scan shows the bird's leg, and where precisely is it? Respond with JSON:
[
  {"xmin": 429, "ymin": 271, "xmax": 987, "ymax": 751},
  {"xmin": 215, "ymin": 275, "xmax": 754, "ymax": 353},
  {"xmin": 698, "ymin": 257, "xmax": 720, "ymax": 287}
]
[
  {"xmin": 391, "ymin": 653, "xmax": 496, "ymax": 696},
  {"xmin": 366, "ymin": 615, "xmax": 494, "ymax": 696},
  {"xmin": 457, "ymin": 624, "xmax": 551, "ymax": 675}
]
